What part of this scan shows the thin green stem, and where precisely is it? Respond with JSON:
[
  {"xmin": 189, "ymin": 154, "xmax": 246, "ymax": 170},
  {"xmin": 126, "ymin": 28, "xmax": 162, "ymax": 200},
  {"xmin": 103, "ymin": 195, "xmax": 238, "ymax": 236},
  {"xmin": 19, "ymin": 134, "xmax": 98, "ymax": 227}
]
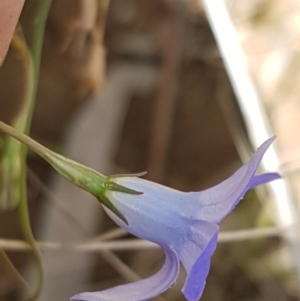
[
  {"xmin": 0, "ymin": 121, "xmax": 106, "ymax": 181},
  {"xmin": 15, "ymin": 38, "xmax": 43, "ymax": 301},
  {"xmin": 28, "ymin": 0, "xmax": 53, "ymax": 90},
  {"xmin": 0, "ymin": 33, "xmax": 43, "ymax": 301},
  {"xmin": 14, "ymin": 1, "xmax": 52, "ymax": 300},
  {"xmin": 20, "ymin": 1, "xmax": 52, "ymax": 299},
  {"xmin": 0, "ymin": 33, "xmax": 35, "ymax": 210},
  {"xmin": 18, "ymin": 153, "xmax": 43, "ymax": 301},
  {"xmin": 0, "ymin": 0, "xmax": 53, "ymax": 208},
  {"xmin": 0, "ymin": 121, "xmax": 136, "ymax": 225},
  {"xmin": 10, "ymin": 34, "xmax": 43, "ymax": 301},
  {"xmin": 19, "ymin": 0, "xmax": 52, "ymax": 138}
]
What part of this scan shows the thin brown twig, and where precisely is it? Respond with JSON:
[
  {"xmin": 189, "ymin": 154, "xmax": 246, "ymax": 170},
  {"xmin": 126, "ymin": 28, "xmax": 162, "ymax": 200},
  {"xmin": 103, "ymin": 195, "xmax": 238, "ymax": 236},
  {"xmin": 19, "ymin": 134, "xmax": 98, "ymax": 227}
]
[
  {"xmin": 0, "ymin": 248, "xmax": 30, "ymax": 290},
  {"xmin": 147, "ymin": 2, "xmax": 182, "ymax": 182},
  {"xmin": 88, "ymin": 227, "xmax": 128, "ymax": 242}
]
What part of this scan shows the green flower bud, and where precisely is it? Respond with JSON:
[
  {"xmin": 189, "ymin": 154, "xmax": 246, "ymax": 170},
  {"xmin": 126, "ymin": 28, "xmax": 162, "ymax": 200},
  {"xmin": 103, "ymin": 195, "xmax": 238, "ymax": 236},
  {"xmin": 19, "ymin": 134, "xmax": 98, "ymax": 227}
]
[{"xmin": 0, "ymin": 121, "xmax": 143, "ymax": 223}]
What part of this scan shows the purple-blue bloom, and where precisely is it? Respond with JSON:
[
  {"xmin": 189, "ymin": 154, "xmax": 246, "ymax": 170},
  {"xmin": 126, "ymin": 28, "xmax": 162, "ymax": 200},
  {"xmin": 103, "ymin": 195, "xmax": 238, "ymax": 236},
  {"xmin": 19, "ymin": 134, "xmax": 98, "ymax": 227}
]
[{"xmin": 71, "ymin": 137, "xmax": 280, "ymax": 301}]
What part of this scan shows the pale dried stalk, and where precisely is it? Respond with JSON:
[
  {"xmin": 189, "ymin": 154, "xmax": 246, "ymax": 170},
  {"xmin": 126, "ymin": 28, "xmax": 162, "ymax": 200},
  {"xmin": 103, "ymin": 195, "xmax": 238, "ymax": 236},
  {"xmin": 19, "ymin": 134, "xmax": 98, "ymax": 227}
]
[{"xmin": 0, "ymin": 225, "xmax": 292, "ymax": 252}]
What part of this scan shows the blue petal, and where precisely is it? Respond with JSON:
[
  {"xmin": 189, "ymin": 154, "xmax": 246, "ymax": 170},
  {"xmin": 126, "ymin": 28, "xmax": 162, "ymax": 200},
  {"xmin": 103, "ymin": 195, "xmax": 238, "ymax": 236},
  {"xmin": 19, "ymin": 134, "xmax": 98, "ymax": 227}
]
[
  {"xmin": 183, "ymin": 137, "xmax": 278, "ymax": 223},
  {"xmin": 103, "ymin": 203, "xmax": 219, "ymax": 301},
  {"xmin": 183, "ymin": 233, "xmax": 218, "ymax": 301},
  {"xmin": 170, "ymin": 220, "xmax": 219, "ymax": 301},
  {"xmin": 249, "ymin": 172, "xmax": 280, "ymax": 189},
  {"xmin": 70, "ymin": 248, "xmax": 179, "ymax": 301}
]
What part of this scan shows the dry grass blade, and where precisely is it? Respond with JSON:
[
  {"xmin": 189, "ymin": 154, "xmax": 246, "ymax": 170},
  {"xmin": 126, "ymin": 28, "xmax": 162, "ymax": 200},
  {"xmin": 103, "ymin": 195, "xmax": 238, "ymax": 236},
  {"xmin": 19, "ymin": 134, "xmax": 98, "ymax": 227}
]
[
  {"xmin": 0, "ymin": 249, "xmax": 30, "ymax": 291},
  {"xmin": 0, "ymin": 225, "xmax": 292, "ymax": 252}
]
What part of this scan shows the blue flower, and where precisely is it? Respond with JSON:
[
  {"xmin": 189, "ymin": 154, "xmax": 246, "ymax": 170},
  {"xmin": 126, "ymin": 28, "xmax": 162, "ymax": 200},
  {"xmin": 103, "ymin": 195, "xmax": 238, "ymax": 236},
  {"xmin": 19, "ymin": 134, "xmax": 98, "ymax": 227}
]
[{"xmin": 71, "ymin": 137, "xmax": 280, "ymax": 301}]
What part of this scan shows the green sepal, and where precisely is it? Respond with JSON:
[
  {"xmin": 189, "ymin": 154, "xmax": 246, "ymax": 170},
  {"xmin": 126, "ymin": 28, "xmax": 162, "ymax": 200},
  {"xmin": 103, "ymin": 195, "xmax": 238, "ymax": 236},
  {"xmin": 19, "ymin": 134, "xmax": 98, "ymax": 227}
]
[
  {"xmin": 46, "ymin": 153, "xmax": 135, "ymax": 225},
  {"xmin": 98, "ymin": 176, "xmax": 145, "ymax": 224},
  {"xmin": 97, "ymin": 194, "xmax": 128, "ymax": 225},
  {"xmin": 108, "ymin": 171, "xmax": 147, "ymax": 178},
  {"xmin": 105, "ymin": 178, "xmax": 144, "ymax": 195}
]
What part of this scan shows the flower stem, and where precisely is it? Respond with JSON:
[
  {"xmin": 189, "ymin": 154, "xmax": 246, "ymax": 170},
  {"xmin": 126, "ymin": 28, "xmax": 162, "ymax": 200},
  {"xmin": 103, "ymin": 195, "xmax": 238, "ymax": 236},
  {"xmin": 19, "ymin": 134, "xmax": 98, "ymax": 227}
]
[
  {"xmin": 0, "ymin": 120, "xmax": 137, "ymax": 225},
  {"xmin": 12, "ymin": 1, "xmax": 52, "ymax": 300},
  {"xmin": 0, "ymin": 32, "xmax": 43, "ymax": 301}
]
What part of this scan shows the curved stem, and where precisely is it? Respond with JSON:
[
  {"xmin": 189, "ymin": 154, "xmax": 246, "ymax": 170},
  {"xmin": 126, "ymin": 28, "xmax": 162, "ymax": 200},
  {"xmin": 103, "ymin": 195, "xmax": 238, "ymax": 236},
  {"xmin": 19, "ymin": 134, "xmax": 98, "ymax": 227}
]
[
  {"xmin": 10, "ymin": 34, "xmax": 43, "ymax": 301},
  {"xmin": 20, "ymin": 1, "xmax": 52, "ymax": 298},
  {"xmin": 27, "ymin": 0, "xmax": 53, "ymax": 89},
  {"xmin": 14, "ymin": 1, "xmax": 53, "ymax": 300},
  {"xmin": 18, "ymin": 151, "xmax": 43, "ymax": 301},
  {"xmin": 0, "ymin": 32, "xmax": 43, "ymax": 301}
]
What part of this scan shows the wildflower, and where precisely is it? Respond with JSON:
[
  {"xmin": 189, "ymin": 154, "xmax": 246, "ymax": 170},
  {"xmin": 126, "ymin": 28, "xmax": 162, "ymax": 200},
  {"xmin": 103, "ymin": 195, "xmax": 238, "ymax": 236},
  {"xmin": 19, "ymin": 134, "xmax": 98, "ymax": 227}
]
[
  {"xmin": 70, "ymin": 137, "xmax": 280, "ymax": 301},
  {"xmin": 0, "ymin": 121, "xmax": 279, "ymax": 301}
]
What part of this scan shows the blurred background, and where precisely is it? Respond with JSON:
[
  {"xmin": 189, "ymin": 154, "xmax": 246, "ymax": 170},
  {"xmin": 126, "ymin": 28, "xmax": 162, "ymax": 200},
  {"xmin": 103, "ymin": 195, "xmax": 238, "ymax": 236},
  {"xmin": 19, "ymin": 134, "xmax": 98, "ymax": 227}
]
[{"xmin": 0, "ymin": 0, "xmax": 300, "ymax": 300}]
